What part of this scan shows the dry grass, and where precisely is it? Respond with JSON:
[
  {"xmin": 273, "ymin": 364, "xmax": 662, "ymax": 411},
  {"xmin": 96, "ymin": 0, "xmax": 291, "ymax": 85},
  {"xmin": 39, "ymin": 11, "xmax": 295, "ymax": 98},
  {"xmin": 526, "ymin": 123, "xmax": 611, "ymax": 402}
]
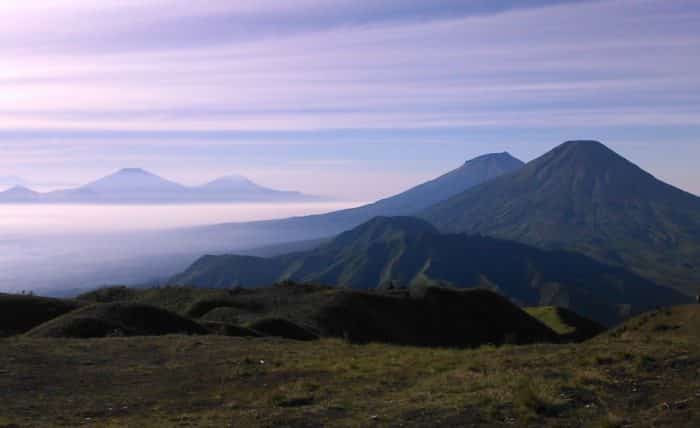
[
  {"xmin": 0, "ymin": 305, "xmax": 698, "ymax": 427},
  {"xmin": 0, "ymin": 320, "xmax": 699, "ymax": 427}
]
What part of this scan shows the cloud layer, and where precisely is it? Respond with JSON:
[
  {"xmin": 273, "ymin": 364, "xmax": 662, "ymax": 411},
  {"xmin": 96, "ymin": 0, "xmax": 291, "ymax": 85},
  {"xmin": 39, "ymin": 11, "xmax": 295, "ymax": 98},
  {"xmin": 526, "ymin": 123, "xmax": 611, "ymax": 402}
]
[{"xmin": 1, "ymin": 0, "xmax": 699, "ymax": 198}]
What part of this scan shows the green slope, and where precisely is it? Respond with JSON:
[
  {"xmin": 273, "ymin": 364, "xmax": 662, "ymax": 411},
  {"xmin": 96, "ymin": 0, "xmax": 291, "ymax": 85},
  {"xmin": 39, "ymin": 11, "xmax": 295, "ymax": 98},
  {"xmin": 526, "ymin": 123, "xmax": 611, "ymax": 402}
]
[
  {"xmin": 171, "ymin": 216, "xmax": 688, "ymax": 325},
  {"xmin": 525, "ymin": 306, "xmax": 605, "ymax": 342},
  {"xmin": 423, "ymin": 140, "xmax": 700, "ymax": 295}
]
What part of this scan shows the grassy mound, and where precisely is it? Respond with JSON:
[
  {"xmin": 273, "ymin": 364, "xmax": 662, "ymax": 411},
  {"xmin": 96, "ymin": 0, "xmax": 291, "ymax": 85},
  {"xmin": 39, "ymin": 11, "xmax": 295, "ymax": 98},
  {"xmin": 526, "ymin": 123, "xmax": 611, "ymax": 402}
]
[
  {"xmin": 607, "ymin": 304, "xmax": 700, "ymax": 340},
  {"xmin": 26, "ymin": 302, "xmax": 208, "ymax": 338},
  {"xmin": 525, "ymin": 306, "xmax": 605, "ymax": 342},
  {"xmin": 315, "ymin": 287, "xmax": 558, "ymax": 347},
  {"xmin": 3, "ymin": 310, "xmax": 700, "ymax": 427},
  {"xmin": 185, "ymin": 295, "xmax": 264, "ymax": 318},
  {"xmin": 69, "ymin": 283, "xmax": 564, "ymax": 347},
  {"xmin": 247, "ymin": 318, "xmax": 318, "ymax": 341},
  {"xmin": 199, "ymin": 307, "xmax": 243, "ymax": 324},
  {"xmin": 0, "ymin": 293, "xmax": 84, "ymax": 337},
  {"xmin": 185, "ymin": 282, "xmax": 340, "ymax": 326},
  {"xmin": 78, "ymin": 285, "xmax": 234, "ymax": 314},
  {"xmin": 199, "ymin": 321, "xmax": 261, "ymax": 337},
  {"xmin": 77, "ymin": 286, "xmax": 139, "ymax": 303}
]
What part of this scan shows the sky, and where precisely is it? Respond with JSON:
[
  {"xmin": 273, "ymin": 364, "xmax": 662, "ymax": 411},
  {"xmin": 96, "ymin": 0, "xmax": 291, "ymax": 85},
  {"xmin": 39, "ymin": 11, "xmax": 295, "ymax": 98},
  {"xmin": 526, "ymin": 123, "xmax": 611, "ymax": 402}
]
[{"xmin": 1, "ymin": 0, "xmax": 699, "ymax": 199}]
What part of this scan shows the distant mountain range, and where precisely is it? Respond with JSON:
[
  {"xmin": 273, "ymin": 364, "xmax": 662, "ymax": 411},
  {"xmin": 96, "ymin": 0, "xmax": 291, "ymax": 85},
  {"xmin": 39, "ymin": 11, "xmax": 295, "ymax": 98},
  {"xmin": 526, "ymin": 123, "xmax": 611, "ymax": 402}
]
[
  {"xmin": 422, "ymin": 140, "xmax": 700, "ymax": 295},
  {"xmin": 171, "ymin": 216, "xmax": 688, "ymax": 325},
  {"xmin": 0, "ymin": 168, "xmax": 319, "ymax": 203}
]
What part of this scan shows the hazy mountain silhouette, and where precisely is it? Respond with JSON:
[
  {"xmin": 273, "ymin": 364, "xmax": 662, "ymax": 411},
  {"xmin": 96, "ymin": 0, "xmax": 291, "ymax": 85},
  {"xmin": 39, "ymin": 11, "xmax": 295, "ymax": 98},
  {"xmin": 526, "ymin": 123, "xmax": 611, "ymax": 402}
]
[
  {"xmin": 171, "ymin": 216, "xmax": 688, "ymax": 325},
  {"xmin": 0, "ymin": 168, "xmax": 318, "ymax": 203},
  {"xmin": 198, "ymin": 174, "xmax": 267, "ymax": 192},
  {"xmin": 187, "ymin": 152, "xmax": 524, "ymax": 244},
  {"xmin": 423, "ymin": 140, "xmax": 700, "ymax": 294},
  {"xmin": 0, "ymin": 186, "xmax": 41, "ymax": 202},
  {"xmin": 195, "ymin": 174, "xmax": 310, "ymax": 201},
  {"xmin": 81, "ymin": 168, "xmax": 186, "ymax": 193}
]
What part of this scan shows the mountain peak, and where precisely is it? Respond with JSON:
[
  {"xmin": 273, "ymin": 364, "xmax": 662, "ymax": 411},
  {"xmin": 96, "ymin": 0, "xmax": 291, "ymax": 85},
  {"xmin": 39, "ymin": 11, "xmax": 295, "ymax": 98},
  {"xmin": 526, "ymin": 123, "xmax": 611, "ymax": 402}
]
[
  {"xmin": 220, "ymin": 174, "xmax": 253, "ymax": 182},
  {"xmin": 532, "ymin": 140, "xmax": 639, "ymax": 176},
  {"xmin": 0, "ymin": 185, "xmax": 40, "ymax": 200},
  {"xmin": 325, "ymin": 216, "xmax": 439, "ymax": 254},
  {"xmin": 206, "ymin": 174, "xmax": 257, "ymax": 186},
  {"xmin": 115, "ymin": 168, "xmax": 152, "ymax": 175},
  {"xmin": 557, "ymin": 140, "xmax": 614, "ymax": 155},
  {"xmin": 561, "ymin": 139, "xmax": 605, "ymax": 147},
  {"xmin": 82, "ymin": 168, "xmax": 185, "ymax": 193},
  {"xmin": 337, "ymin": 216, "xmax": 438, "ymax": 243},
  {"xmin": 464, "ymin": 152, "xmax": 521, "ymax": 166},
  {"xmin": 199, "ymin": 174, "xmax": 270, "ymax": 192},
  {"xmin": 3, "ymin": 185, "xmax": 37, "ymax": 194},
  {"xmin": 423, "ymin": 139, "xmax": 700, "ymax": 293}
]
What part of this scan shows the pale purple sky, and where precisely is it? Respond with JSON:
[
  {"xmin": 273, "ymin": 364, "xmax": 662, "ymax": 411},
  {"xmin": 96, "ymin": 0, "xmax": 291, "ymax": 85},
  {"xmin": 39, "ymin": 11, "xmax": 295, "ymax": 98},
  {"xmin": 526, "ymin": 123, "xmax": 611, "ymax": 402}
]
[{"xmin": 1, "ymin": 0, "xmax": 699, "ymax": 199}]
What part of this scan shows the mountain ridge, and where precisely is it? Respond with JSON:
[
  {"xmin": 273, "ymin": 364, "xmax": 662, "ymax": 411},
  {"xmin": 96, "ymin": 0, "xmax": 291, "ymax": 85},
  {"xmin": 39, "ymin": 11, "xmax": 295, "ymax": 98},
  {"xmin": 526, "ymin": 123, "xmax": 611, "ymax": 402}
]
[
  {"xmin": 183, "ymin": 152, "xmax": 525, "ymax": 246},
  {"xmin": 422, "ymin": 140, "xmax": 700, "ymax": 294},
  {"xmin": 171, "ymin": 216, "xmax": 689, "ymax": 325}
]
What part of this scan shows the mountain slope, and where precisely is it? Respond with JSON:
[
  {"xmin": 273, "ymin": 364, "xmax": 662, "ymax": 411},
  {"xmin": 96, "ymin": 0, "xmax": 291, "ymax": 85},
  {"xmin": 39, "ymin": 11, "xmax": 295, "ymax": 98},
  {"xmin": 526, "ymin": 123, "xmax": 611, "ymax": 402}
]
[
  {"xmin": 422, "ymin": 140, "xmax": 700, "ymax": 294},
  {"xmin": 353, "ymin": 152, "xmax": 524, "ymax": 215},
  {"xmin": 187, "ymin": 152, "xmax": 524, "ymax": 245},
  {"xmin": 171, "ymin": 216, "xmax": 689, "ymax": 325}
]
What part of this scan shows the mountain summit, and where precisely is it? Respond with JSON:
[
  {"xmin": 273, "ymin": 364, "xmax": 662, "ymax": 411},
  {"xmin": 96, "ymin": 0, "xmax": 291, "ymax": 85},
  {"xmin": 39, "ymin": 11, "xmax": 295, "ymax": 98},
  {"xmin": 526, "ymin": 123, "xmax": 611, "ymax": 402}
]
[
  {"xmin": 81, "ymin": 168, "xmax": 186, "ymax": 193},
  {"xmin": 423, "ymin": 140, "xmax": 700, "ymax": 294},
  {"xmin": 368, "ymin": 152, "xmax": 523, "ymax": 215},
  {"xmin": 196, "ymin": 174, "xmax": 308, "ymax": 200},
  {"xmin": 199, "ymin": 175, "xmax": 261, "ymax": 192}
]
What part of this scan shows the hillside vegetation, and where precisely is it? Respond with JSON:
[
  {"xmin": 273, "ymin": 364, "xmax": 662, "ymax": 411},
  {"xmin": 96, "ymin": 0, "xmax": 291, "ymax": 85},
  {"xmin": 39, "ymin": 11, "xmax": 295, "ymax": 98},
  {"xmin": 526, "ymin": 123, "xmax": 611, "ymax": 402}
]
[
  {"xmin": 26, "ymin": 302, "xmax": 209, "ymax": 338},
  {"xmin": 0, "ymin": 293, "xmax": 84, "ymax": 337},
  {"xmin": 526, "ymin": 306, "xmax": 605, "ymax": 342},
  {"xmin": 1, "ymin": 304, "xmax": 698, "ymax": 427},
  {"xmin": 171, "ymin": 216, "xmax": 688, "ymax": 325},
  {"xmin": 423, "ymin": 140, "xmax": 700, "ymax": 295},
  {"xmin": 76, "ymin": 283, "xmax": 562, "ymax": 346}
]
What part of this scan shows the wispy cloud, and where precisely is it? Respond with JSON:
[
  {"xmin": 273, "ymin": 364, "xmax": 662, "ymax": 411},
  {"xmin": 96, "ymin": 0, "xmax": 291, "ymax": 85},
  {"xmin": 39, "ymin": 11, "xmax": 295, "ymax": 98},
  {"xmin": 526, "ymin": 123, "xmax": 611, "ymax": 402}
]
[{"xmin": 0, "ymin": 0, "xmax": 698, "ymax": 197}]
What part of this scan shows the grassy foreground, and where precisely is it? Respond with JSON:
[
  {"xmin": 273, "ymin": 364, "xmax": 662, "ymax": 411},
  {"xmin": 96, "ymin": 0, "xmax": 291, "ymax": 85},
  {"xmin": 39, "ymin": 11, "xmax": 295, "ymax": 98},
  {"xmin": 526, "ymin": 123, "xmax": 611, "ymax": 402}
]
[{"xmin": 1, "ymin": 306, "xmax": 699, "ymax": 427}]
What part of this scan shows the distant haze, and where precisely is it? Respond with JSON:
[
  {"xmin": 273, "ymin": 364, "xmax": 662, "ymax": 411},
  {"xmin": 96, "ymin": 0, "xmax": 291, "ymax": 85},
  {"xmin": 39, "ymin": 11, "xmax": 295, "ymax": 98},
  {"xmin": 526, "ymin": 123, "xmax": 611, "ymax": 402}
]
[
  {"xmin": 0, "ymin": 202, "xmax": 361, "ymax": 235},
  {"xmin": 0, "ymin": 201, "xmax": 362, "ymax": 293}
]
